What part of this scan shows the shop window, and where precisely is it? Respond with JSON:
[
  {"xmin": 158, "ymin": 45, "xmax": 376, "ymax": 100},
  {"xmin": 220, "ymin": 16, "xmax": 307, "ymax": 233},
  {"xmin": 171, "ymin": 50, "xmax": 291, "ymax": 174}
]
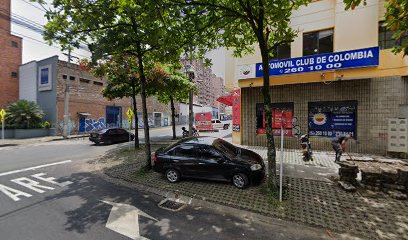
[
  {"xmin": 308, "ymin": 101, "xmax": 357, "ymax": 138},
  {"xmin": 11, "ymin": 41, "xmax": 18, "ymax": 48},
  {"xmin": 11, "ymin": 72, "xmax": 18, "ymax": 78},
  {"xmin": 379, "ymin": 22, "xmax": 398, "ymax": 50},
  {"xmin": 271, "ymin": 44, "xmax": 291, "ymax": 60},
  {"xmin": 303, "ymin": 29, "xmax": 333, "ymax": 56},
  {"xmin": 256, "ymin": 102, "xmax": 294, "ymax": 136}
]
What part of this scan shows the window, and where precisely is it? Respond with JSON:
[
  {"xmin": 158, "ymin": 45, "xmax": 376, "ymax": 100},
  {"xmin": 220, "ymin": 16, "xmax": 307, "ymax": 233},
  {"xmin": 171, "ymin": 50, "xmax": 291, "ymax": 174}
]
[
  {"xmin": 38, "ymin": 65, "xmax": 52, "ymax": 91},
  {"xmin": 79, "ymin": 78, "xmax": 90, "ymax": 83},
  {"xmin": 199, "ymin": 145, "xmax": 223, "ymax": 159},
  {"xmin": 174, "ymin": 145, "xmax": 199, "ymax": 158},
  {"xmin": 93, "ymin": 81, "xmax": 103, "ymax": 86},
  {"xmin": 256, "ymin": 102, "xmax": 294, "ymax": 136},
  {"xmin": 70, "ymin": 76, "xmax": 76, "ymax": 81},
  {"xmin": 303, "ymin": 29, "xmax": 333, "ymax": 56},
  {"xmin": 379, "ymin": 22, "xmax": 397, "ymax": 49},
  {"xmin": 11, "ymin": 72, "xmax": 18, "ymax": 78},
  {"xmin": 271, "ymin": 44, "xmax": 291, "ymax": 60},
  {"xmin": 62, "ymin": 75, "xmax": 67, "ymax": 79},
  {"xmin": 11, "ymin": 41, "xmax": 18, "ymax": 48}
]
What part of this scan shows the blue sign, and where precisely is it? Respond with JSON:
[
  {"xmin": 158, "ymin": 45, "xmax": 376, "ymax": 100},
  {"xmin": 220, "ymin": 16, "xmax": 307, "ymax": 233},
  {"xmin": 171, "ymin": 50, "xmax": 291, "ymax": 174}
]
[
  {"xmin": 255, "ymin": 46, "xmax": 379, "ymax": 77},
  {"xmin": 308, "ymin": 101, "xmax": 357, "ymax": 138}
]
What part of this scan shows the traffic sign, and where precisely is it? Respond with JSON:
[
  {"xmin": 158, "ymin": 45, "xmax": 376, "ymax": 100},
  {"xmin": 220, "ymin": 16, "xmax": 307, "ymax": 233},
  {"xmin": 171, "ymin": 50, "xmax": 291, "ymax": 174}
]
[
  {"xmin": 0, "ymin": 109, "xmax": 6, "ymax": 123},
  {"xmin": 126, "ymin": 108, "xmax": 134, "ymax": 118}
]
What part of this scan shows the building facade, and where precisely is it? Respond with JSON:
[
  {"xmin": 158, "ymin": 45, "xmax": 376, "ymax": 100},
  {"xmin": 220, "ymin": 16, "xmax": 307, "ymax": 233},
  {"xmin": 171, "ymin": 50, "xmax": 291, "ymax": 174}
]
[
  {"xmin": 19, "ymin": 56, "xmax": 172, "ymax": 135},
  {"xmin": 228, "ymin": 0, "xmax": 408, "ymax": 155},
  {"xmin": 0, "ymin": 0, "xmax": 22, "ymax": 108}
]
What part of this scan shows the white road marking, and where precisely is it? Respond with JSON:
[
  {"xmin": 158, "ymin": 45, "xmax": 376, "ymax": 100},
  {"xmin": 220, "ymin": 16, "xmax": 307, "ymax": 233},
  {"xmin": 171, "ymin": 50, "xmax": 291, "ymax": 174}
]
[
  {"xmin": 11, "ymin": 177, "xmax": 55, "ymax": 193},
  {"xmin": 102, "ymin": 200, "xmax": 157, "ymax": 240},
  {"xmin": 0, "ymin": 184, "xmax": 32, "ymax": 201},
  {"xmin": 0, "ymin": 160, "xmax": 72, "ymax": 177},
  {"xmin": 31, "ymin": 173, "xmax": 73, "ymax": 187}
]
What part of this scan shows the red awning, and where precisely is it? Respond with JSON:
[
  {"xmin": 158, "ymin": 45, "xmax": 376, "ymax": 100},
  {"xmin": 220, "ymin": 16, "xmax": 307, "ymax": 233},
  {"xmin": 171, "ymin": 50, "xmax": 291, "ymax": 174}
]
[{"xmin": 216, "ymin": 94, "xmax": 234, "ymax": 106}]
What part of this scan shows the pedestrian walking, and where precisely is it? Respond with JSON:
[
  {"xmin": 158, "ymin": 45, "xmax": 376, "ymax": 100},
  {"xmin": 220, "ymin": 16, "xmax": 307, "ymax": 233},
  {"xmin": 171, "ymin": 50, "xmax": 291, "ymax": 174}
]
[{"xmin": 331, "ymin": 134, "xmax": 351, "ymax": 163}]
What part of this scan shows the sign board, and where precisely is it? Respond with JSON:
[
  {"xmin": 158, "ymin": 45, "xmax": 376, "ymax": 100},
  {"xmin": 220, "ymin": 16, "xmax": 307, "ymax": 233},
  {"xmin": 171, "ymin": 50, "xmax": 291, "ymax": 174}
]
[
  {"xmin": 238, "ymin": 47, "xmax": 380, "ymax": 79},
  {"xmin": 308, "ymin": 101, "xmax": 357, "ymax": 138},
  {"xmin": 256, "ymin": 103, "xmax": 294, "ymax": 136},
  {"xmin": 126, "ymin": 108, "xmax": 134, "ymax": 118},
  {"xmin": 195, "ymin": 112, "xmax": 213, "ymax": 131},
  {"xmin": 0, "ymin": 109, "xmax": 6, "ymax": 123},
  {"xmin": 232, "ymin": 89, "xmax": 241, "ymax": 132}
]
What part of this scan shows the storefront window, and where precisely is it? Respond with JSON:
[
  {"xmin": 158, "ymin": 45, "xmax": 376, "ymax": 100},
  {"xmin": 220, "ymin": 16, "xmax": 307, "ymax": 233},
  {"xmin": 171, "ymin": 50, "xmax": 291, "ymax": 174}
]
[
  {"xmin": 303, "ymin": 29, "xmax": 333, "ymax": 56},
  {"xmin": 256, "ymin": 102, "xmax": 294, "ymax": 136},
  {"xmin": 379, "ymin": 22, "xmax": 398, "ymax": 49},
  {"xmin": 308, "ymin": 101, "xmax": 357, "ymax": 138}
]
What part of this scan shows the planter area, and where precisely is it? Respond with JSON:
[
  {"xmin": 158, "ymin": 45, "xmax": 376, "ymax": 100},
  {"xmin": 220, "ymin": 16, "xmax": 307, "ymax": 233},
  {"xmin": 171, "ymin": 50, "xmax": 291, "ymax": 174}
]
[{"xmin": 2, "ymin": 129, "xmax": 50, "ymax": 139}]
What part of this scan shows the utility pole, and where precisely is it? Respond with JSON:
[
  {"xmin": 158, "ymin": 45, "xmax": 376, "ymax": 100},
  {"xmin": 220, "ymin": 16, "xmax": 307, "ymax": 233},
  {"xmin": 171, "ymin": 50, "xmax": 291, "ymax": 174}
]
[
  {"xmin": 185, "ymin": 63, "xmax": 195, "ymax": 137},
  {"xmin": 62, "ymin": 48, "xmax": 71, "ymax": 138}
]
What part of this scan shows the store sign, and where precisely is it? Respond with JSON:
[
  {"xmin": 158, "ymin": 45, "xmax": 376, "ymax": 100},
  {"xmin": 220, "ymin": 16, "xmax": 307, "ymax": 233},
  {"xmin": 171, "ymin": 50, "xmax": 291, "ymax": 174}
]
[
  {"xmin": 308, "ymin": 101, "xmax": 357, "ymax": 138},
  {"xmin": 232, "ymin": 89, "xmax": 241, "ymax": 132},
  {"xmin": 256, "ymin": 103, "xmax": 293, "ymax": 136},
  {"xmin": 195, "ymin": 112, "xmax": 213, "ymax": 131},
  {"xmin": 237, "ymin": 47, "xmax": 379, "ymax": 79}
]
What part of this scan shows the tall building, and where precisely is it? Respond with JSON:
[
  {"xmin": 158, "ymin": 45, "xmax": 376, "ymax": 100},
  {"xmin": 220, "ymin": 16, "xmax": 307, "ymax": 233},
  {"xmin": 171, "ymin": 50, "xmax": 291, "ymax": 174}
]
[
  {"xmin": 0, "ymin": 0, "xmax": 22, "ymax": 108},
  {"xmin": 227, "ymin": 0, "xmax": 408, "ymax": 154},
  {"xmin": 182, "ymin": 58, "xmax": 226, "ymax": 111}
]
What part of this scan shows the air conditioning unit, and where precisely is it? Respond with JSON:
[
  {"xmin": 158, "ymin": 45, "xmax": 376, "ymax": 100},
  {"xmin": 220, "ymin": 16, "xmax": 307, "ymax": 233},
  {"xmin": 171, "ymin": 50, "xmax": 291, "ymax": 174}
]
[{"xmin": 388, "ymin": 118, "xmax": 408, "ymax": 154}]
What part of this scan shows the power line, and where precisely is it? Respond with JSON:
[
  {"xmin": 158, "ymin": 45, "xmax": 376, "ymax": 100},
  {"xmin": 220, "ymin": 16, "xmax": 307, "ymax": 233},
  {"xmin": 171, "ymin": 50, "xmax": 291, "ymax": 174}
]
[{"xmin": 17, "ymin": 0, "xmax": 47, "ymax": 13}]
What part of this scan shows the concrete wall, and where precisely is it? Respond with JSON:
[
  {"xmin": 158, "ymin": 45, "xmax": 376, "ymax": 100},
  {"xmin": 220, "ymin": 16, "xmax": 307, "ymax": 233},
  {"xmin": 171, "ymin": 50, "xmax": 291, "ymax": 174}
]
[
  {"xmin": 241, "ymin": 76, "xmax": 408, "ymax": 154},
  {"xmin": 19, "ymin": 61, "xmax": 37, "ymax": 102},
  {"xmin": 36, "ymin": 56, "xmax": 58, "ymax": 127}
]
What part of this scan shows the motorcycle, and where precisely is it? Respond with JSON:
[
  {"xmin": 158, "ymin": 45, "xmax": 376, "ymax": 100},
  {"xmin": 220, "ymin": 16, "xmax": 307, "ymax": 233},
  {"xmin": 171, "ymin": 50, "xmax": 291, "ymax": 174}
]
[
  {"xmin": 299, "ymin": 134, "xmax": 313, "ymax": 162},
  {"xmin": 181, "ymin": 127, "xmax": 199, "ymax": 138}
]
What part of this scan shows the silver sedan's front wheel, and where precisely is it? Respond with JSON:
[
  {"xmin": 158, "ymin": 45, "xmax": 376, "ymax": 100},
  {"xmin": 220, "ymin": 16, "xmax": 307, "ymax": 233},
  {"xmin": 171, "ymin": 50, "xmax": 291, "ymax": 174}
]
[{"xmin": 165, "ymin": 169, "xmax": 180, "ymax": 183}]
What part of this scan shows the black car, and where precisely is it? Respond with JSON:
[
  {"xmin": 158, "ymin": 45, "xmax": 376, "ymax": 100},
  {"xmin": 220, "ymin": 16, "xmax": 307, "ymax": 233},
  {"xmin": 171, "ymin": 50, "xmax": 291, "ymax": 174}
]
[
  {"xmin": 89, "ymin": 128, "xmax": 134, "ymax": 145},
  {"xmin": 153, "ymin": 136, "xmax": 265, "ymax": 189}
]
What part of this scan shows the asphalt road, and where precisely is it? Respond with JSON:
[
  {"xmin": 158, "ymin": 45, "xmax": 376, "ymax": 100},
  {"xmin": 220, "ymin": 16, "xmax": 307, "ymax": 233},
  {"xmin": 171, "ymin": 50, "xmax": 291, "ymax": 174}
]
[{"xmin": 0, "ymin": 129, "xmax": 329, "ymax": 240}]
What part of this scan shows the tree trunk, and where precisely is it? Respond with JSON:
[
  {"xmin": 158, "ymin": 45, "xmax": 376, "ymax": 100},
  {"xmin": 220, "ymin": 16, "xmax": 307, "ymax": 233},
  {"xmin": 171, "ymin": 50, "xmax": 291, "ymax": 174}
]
[
  {"xmin": 131, "ymin": 93, "xmax": 139, "ymax": 148},
  {"xmin": 170, "ymin": 95, "xmax": 176, "ymax": 139},
  {"xmin": 136, "ymin": 46, "xmax": 151, "ymax": 171},
  {"xmin": 259, "ymin": 39, "xmax": 277, "ymax": 190}
]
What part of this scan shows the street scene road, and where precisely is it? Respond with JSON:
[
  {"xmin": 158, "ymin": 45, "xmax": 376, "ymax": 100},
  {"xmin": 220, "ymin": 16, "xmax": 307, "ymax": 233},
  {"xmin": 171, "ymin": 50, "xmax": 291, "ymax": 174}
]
[{"xmin": 0, "ymin": 129, "xmax": 330, "ymax": 240}]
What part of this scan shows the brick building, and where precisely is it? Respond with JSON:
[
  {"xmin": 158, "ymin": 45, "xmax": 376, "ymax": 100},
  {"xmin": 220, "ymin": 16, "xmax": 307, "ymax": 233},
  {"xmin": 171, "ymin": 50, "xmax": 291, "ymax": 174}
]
[
  {"xmin": 19, "ymin": 56, "xmax": 172, "ymax": 135},
  {"xmin": 0, "ymin": 0, "xmax": 22, "ymax": 108},
  {"xmin": 226, "ymin": 0, "xmax": 408, "ymax": 155}
]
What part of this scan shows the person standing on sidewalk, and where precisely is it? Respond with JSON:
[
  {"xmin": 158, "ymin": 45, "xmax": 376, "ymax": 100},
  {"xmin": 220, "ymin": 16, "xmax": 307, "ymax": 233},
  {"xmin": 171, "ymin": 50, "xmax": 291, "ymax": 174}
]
[{"xmin": 331, "ymin": 134, "xmax": 351, "ymax": 163}]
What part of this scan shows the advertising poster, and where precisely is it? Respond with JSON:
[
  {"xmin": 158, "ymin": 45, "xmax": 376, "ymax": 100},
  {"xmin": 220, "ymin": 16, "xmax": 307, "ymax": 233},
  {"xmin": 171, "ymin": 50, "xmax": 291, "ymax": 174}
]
[
  {"xmin": 256, "ymin": 103, "xmax": 294, "ymax": 136},
  {"xmin": 308, "ymin": 101, "xmax": 357, "ymax": 138},
  {"xmin": 232, "ymin": 89, "xmax": 241, "ymax": 132},
  {"xmin": 195, "ymin": 112, "xmax": 213, "ymax": 131}
]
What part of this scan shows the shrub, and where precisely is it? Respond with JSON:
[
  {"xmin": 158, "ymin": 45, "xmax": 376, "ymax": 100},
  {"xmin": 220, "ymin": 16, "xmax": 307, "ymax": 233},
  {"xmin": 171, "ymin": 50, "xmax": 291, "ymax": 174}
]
[{"xmin": 5, "ymin": 100, "xmax": 44, "ymax": 129}]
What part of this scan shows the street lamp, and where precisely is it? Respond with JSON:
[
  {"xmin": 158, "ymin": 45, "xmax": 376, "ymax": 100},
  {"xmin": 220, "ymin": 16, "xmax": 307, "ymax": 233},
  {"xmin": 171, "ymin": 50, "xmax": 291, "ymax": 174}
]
[{"xmin": 185, "ymin": 64, "xmax": 195, "ymax": 137}]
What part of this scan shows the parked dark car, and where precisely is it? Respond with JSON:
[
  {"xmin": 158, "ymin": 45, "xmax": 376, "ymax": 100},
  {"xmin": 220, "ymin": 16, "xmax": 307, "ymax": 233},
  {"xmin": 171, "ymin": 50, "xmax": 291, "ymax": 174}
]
[
  {"xmin": 153, "ymin": 136, "xmax": 265, "ymax": 189},
  {"xmin": 89, "ymin": 128, "xmax": 134, "ymax": 145}
]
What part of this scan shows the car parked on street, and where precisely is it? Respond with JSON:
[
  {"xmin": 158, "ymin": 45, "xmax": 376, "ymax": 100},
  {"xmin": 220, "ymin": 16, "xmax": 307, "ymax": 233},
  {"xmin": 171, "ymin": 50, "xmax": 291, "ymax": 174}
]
[
  {"xmin": 211, "ymin": 119, "xmax": 230, "ymax": 130},
  {"xmin": 89, "ymin": 128, "xmax": 134, "ymax": 145},
  {"xmin": 153, "ymin": 136, "xmax": 265, "ymax": 189}
]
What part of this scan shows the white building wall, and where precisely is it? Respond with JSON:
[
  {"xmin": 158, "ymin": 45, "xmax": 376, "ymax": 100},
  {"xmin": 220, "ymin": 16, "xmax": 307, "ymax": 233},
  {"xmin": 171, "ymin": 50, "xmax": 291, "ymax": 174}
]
[{"xmin": 19, "ymin": 61, "xmax": 37, "ymax": 102}]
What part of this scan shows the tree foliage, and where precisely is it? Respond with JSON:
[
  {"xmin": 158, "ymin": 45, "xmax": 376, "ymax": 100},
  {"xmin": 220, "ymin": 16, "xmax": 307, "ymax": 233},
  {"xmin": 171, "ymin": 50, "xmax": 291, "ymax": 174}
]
[
  {"xmin": 344, "ymin": 0, "xmax": 408, "ymax": 56},
  {"xmin": 5, "ymin": 100, "xmax": 44, "ymax": 129}
]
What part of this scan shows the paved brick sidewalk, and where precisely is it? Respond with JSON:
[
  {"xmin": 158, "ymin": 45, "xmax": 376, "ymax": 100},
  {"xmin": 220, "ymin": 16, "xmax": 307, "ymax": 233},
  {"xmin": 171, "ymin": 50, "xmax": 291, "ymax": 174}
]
[{"xmin": 101, "ymin": 147, "xmax": 408, "ymax": 240}]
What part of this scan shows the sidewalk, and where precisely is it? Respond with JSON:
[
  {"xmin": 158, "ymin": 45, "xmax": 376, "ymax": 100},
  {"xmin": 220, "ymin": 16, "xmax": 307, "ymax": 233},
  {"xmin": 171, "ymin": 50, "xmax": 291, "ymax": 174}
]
[
  {"xmin": 0, "ymin": 134, "xmax": 88, "ymax": 147},
  {"xmin": 99, "ymin": 143, "xmax": 408, "ymax": 240}
]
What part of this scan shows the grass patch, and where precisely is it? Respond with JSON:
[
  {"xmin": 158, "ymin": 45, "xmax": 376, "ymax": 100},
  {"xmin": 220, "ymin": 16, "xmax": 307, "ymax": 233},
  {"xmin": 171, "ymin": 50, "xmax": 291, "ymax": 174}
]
[{"xmin": 259, "ymin": 184, "xmax": 288, "ymax": 209}]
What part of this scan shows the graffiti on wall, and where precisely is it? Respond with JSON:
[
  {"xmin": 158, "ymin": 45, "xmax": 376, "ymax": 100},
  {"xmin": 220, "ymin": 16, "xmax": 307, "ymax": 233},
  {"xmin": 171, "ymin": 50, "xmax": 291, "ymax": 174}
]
[
  {"xmin": 84, "ymin": 118, "xmax": 106, "ymax": 132},
  {"xmin": 57, "ymin": 118, "xmax": 77, "ymax": 135}
]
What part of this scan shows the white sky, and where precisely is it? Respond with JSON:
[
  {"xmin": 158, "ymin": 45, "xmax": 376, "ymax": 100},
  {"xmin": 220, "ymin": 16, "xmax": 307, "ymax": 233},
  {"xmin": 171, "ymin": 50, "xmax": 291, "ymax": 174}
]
[{"xmin": 11, "ymin": 0, "xmax": 225, "ymax": 79}]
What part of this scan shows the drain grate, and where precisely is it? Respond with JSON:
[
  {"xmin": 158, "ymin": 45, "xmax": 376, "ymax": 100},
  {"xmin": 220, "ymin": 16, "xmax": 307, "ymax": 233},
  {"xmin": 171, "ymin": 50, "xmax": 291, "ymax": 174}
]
[{"xmin": 158, "ymin": 199, "xmax": 186, "ymax": 211}]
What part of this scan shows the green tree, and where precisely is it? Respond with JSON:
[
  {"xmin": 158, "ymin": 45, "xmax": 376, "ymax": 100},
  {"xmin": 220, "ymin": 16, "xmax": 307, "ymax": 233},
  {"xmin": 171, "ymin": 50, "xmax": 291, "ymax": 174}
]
[
  {"xmin": 88, "ymin": 55, "xmax": 142, "ymax": 149},
  {"xmin": 149, "ymin": 64, "xmax": 195, "ymax": 139},
  {"xmin": 176, "ymin": 0, "xmax": 311, "ymax": 190},
  {"xmin": 5, "ymin": 100, "xmax": 44, "ymax": 129},
  {"xmin": 344, "ymin": 0, "xmax": 407, "ymax": 56},
  {"xmin": 35, "ymin": 0, "xmax": 188, "ymax": 170}
]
